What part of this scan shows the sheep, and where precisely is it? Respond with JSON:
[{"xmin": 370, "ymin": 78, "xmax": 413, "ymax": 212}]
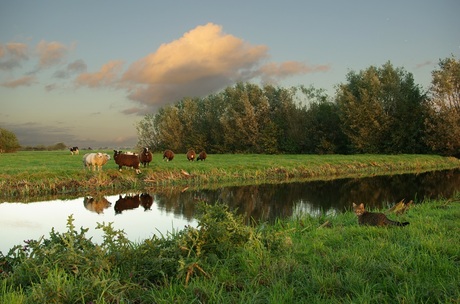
[
  {"xmin": 197, "ymin": 151, "xmax": 207, "ymax": 161},
  {"xmin": 70, "ymin": 146, "xmax": 79, "ymax": 155},
  {"xmin": 82, "ymin": 152, "xmax": 111, "ymax": 171},
  {"xmin": 113, "ymin": 150, "xmax": 141, "ymax": 174},
  {"xmin": 139, "ymin": 147, "xmax": 153, "ymax": 167},
  {"xmin": 163, "ymin": 149, "xmax": 174, "ymax": 161},
  {"xmin": 186, "ymin": 149, "xmax": 196, "ymax": 161}
]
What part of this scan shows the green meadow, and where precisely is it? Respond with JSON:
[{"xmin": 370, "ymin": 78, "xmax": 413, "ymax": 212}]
[{"xmin": 1, "ymin": 150, "xmax": 460, "ymax": 199}]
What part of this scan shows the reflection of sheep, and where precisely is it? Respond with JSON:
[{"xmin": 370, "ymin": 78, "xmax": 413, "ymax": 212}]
[
  {"xmin": 187, "ymin": 149, "xmax": 196, "ymax": 161},
  {"xmin": 163, "ymin": 149, "xmax": 174, "ymax": 161},
  {"xmin": 114, "ymin": 194, "xmax": 140, "ymax": 214},
  {"xmin": 82, "ymin": 152, "xmax": 111, "ymax": 171},
  {"xmin": 113, "ymin": 150, "xmax": 141, "ymax": 174},
  {"xmin": 197, "ymin": 151, "xmax": 207, "ymax": 161},
  {"xmin": 83, "ymin": 196, "xmax": 112, "ymax": 214},
  {"xmin": 139, "ymin": 147, "xmax": 153, "ymax": 167},
  {"xmin": 140, "ymin": 193, "xmax": 153, "ymax": 210}
]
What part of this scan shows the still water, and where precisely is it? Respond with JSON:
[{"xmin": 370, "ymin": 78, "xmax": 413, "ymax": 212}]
[{"xmin": 1, "ymin": 168, "xmax": 459, "ymax": 253}]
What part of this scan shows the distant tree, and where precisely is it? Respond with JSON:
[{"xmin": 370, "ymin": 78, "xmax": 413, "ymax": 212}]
[
  {"xmin": 0, "ymin": 128, "xmax": 21, "ymax": 152},
  {"xmin": 49, "ymin": 142, "xmax": 67, "ymax": 150},
  {"xmin": 136, "ymin": 113, "xmax": 159, "ymax": 151},
  {"xmin": 337, "ymin": 62, "xmax": 427, "ymax": 154},
  {"xmin": 424, "ymin": 56, "xmax": 460, "ymax": 156}
]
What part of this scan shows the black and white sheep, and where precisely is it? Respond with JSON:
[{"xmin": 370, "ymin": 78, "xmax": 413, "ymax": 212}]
[
  {"xmin": 139, "ymin": 147, "xmax": 153, "ymax": 167},
  {"xmin": 82, "ymin": 152, "xmax": 111, "ymax": 171},
  {"xmin": 70, "ymin": 146, "xmax": 79, "ymax": 155},
  {"xmin": 113, "ymin": 150, "xmax": 141, "ymax": 174}
]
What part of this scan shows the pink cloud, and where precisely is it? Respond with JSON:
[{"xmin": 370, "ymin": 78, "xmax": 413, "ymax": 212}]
[
  {"xmin": 36, "ymin": 40, "xmax": 68, "ymax": 68},
  {"xmin": 1, "ymin": 75, "xmax": 36, "ymax": 88},
  {"xmin": 0, "ymin": 42, "xmax": 29, "ymax": 70},
  {"xmin": 76, "ymin": 60, "xmax": 124, "ymax": 87}
]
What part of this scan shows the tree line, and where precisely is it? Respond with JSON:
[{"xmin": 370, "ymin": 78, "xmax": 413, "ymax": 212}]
[{"xmin": 137, "ymin": 57, "xmax": 460, "ymax": 156}]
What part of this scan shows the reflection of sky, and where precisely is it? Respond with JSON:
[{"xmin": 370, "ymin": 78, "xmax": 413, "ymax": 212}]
[{"xmin": 0, "ymin": 195, "xmax": 197, "ymax": 254}]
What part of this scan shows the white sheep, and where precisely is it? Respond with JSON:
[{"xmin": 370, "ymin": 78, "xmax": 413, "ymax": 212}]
[{"xmin": 82, "ymin": 152, "xmax": 111, "ymax": 171}]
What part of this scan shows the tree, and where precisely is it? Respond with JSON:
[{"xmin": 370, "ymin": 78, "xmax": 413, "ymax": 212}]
[
  {"xmin": 0, "ymin": 128, "xmax": 21, "ymax": 153},
  {"xmin": 136, "ymin": 113, "xmax": 159, "ymax": 150},
  {"xmin": 424, "ymin": 56, "xmax": 460, "ymax": 156},
  {"xmin": 336, "ymin": 62, "xmax": 427, "ymax": 154}
]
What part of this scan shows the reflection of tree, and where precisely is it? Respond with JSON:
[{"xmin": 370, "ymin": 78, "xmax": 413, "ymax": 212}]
[{"xmin": 149, "ymin": 169, "xmax": 460, "ymax": 223}]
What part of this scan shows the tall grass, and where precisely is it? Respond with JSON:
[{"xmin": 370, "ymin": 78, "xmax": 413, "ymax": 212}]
[
  {"xmin": 1, "ymin": 195, "xmax": 458, "ymax": 303},
  {"xmin": 1, "ymin": 151, "xmax": 459, "ymax": 199}
]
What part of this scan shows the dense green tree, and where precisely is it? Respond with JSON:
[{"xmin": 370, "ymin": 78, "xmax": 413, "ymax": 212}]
[
  {"xmin": 0, "ymin": 127, "xmax": 21, "ymax": 153},
  {"xmin": 424, "ymin": 56, "xmax": 460, "ymax": 156},
  {"xmin": 336, "ymin": 62, "xmax": 426, "ymax": 154}
]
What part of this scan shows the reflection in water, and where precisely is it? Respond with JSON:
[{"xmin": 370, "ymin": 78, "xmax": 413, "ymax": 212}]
[
  {"xmin": 1, "ymin": 169, "xmax": 459, "ymax": 253},
  {"xmin": 151, "ymin": 168, "xmax": 460, "ymax": 223},
  {"xmin": 83, "ymin": 196, "xmax": 112, "ymax": 214}
]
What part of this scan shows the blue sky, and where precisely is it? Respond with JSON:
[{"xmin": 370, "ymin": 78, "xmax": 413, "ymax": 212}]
[{"xmin": 1, "ymin": 1, "xmax": 459, "ymax": 148}]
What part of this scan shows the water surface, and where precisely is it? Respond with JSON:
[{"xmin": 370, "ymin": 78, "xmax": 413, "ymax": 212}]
[{"xmin": 1, "ymin": 168, "xmax": 459, "ymax": 254}]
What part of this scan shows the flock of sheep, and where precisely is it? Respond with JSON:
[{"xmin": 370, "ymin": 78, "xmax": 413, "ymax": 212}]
[{"xmin": 74, "ymin": 147, "xmax": 207, "ymax": 174}]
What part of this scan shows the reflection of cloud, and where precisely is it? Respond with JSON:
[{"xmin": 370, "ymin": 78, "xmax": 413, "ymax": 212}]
[
  {"xmin": 76, "ymin": 60, "xmax": 123, "ymax": 87},
  {"xmin": 0, "ymin": 42, "xmax": 29, "ymax": 70},
  {"xmin": 1, "ymin": 75, "xmax": 36, "ymax": 88}
]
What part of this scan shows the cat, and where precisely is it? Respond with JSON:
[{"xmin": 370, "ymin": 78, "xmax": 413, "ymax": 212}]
[{"xmin": 352, "ymin": 203, "xmax": 409, "ymax": 227}]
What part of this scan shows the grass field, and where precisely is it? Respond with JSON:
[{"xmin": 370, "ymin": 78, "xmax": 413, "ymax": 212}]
[
  {"xmin": 1, "ymin": 150, "xmax": 460, "ymax": 198},
  {"xmin": 1, "ymin": 196, "xmax": 459, "ymax": 303}
]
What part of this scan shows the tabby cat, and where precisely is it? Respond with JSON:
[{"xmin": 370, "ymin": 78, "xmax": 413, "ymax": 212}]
[{"xmin": 352, "ymin": 203, "xmax": 409, "ymax": 227}]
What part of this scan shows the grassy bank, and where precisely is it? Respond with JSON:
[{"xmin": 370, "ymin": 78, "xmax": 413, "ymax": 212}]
[
  {"xmin": 1, "ymin": 196, "xmax": 459, "ymax": 303},
  {"xmin": 1, "ymin": 151, "xmax": 459, "ymax": 199}
]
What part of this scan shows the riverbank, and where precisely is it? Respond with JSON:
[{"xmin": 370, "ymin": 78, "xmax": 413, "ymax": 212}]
[
  {"xmin": 1, "ymin": 196, "xmax": 458, "ymax": 303},
  {"xmin": 1, "ymin": 152, "xmax": 460, "ymax": 199}
]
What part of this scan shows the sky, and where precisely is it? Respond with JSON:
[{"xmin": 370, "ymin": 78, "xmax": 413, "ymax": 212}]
[{"xmin": 1, "ymin": 1, "xmax": 459, "ymax": 148}]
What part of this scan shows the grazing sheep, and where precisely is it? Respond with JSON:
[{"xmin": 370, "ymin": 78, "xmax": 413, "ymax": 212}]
[
  {"xmin": 113, "ymin": 150, "xmax": 141, "ymax": 174},
  {"xmin": 70, "ymin": 146, "xmax": 79, "ymax": 155},
  {"xmin": 82, "ymin": 152, "xmax": 111, "ymax": 171},
  {"xmin": 163, "ymin": 149, "xmax": 174, "ymax": 161},
  {"xmin": 197, "ymin": 151, "xmax": 207, "ymax": 161},
  {"xmin": 186, "ymin": 149, "xmax": 196, "ymax": 161},
  {"xmin": 139, "ymin": 147, "xmax": 153, "ymax": 167}
]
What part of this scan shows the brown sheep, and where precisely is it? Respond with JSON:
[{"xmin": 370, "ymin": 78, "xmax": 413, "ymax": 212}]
[
  {"xmin": 113, "ymin": 150, "xmax": 141, "ymax": 174},
  {"xmin": 139, "ymin": 147, "xmax": 153, "ymax": 167},
  {"xmin": 197, "ymin": 151, "xmax": 207, "ymax": 161},
  {"xmin": 163, "ymin": 149, "xmax": 174, "ymax": 161},
  {"xmin": 186, "ymin": 149, "xmax": 196, "ymax": 161}
]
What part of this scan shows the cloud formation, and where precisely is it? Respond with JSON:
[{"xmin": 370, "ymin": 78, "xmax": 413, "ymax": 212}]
[
  {"xmin": 0, "ymin": 42, "xmax": 29, "ymax": 70},
  {"xmin": 1, "ymin": 75, "xmax": 36, "ymax": 88},
  {"xmin": 76, "ymin": 60, "xmax": 123, "ymax": 87},
  {"xmin": 36, "ymin": 40, "xmax": 69, "ymax": 68},
  {"xmin": 117, "ymin": 23, "xmax": 328, "ymax": 110},
  {"xmin": 1, "ymin": 23, "xmax": 329, "ymax": 113}
]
